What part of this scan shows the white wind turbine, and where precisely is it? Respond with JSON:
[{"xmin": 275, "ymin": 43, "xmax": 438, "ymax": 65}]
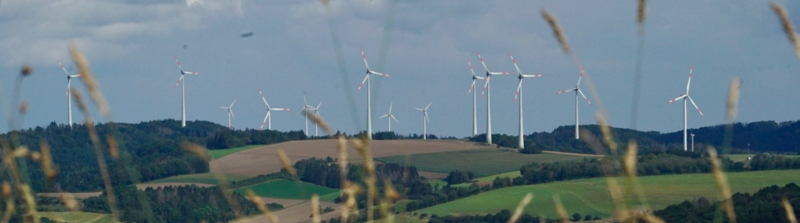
[
  {"xmin": 667, "ymin": 66, "xmax": 705, "ymax": 151},
  {"xmin": 467, "ymin": 60, "xmax": 486, "ymax": 136},
  {"xmin": 58, "ymin": 60, "xmax": 80, "ymax": 128},
  {"xmin": 357, "ymin": 48, "xmax": 391, "ymax": 140},
  {"xmin": 478, "ymin": 52, "xmax": 512, "ymax": 145},
  {"xmin": 509, "ymin": 53, "xmax": 544, "ymax": 149},
  {"xmin": 556, "ymin": 67, "xmax": 592, "ymax": 140},
  {"xmin": 259, "ymin": 89, "xmax": 291, "ymax": 130},
  {"xmin": 220, "ymin": 99, "xmax": 236, "ymax": 129},
  {"xmin": 378, "ymin": 102, "xmax": 399, "ymax": 132},
  {"xmin": 299, "ymin": 96, "xmax": 322, "ymax": 137},
  {"xmin": 174, "ymin": 56, "xmax": 200, "ymax": 127},
  {"xmin": 415, "ymin": 102, "xmax": 432, "ymax": 140}
]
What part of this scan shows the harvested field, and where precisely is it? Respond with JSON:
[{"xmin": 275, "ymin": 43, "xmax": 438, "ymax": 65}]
[
  {"xmin": 211, "ymin": 139, "xmax": 490, "ymax": 177},
  {"xmin": 419, "ymin": 171, "xmax": 447, "ymax": 179},
  {"xmin": 38, "ymin": 192, "xmax": 102, "ymax": 199},
  {"xmin": 234, "ymin": 200, "xmax": 340, "ymax": 223}
]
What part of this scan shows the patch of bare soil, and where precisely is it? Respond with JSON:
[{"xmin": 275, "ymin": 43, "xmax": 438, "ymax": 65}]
[
  {"xmin": 211, "ymin": 139, "xmax": 491, "ymax": 177},
  {"xmin": 37, "ymin": 192, "xmax": 102, "ymax": 199},
  {"xmin": 233, "ymin": 200, "xmax": 340, "ymax": 223}
]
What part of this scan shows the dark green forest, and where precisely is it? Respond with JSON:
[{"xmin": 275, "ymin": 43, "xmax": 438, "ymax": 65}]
[{"xmin": 655, "ymin": 183, "xmax": 800, "ymax": 222}]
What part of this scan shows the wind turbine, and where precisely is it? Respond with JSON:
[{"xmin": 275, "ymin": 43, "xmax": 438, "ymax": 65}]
[
  {"xmin": 467, "ymin": 60, "xmax": 486, "ymax": 136},
  {"xmin": 357, "ymin": 48, "xmax": 391, "ymax": 140},
  {"xmin": 378, "ymin": 102, "xmax": 399, "ymax": 132},
  {"xmin": 259, "ymin": 89, "xmax": 291, "ymax": 130},
  {"xmin": 477, "ymin": 52, "xmax": 512, "ymax": 145},
  {"xmin": 58, "ymin": 60, "xmax": 80, "ymax": 128},
  {"xmin": 415, "ymin": 102, "xmax": 432, "ymax": 140},
  {"xmin": 509, "ymin": 53, "xmax": 544, "ymax": 149},
  {"xmin": 220, "ymin": 99, "xmax": 236, "ymax": 129},
  {"xmin": 299, "ymin": 96, "xmax": 321, "ymax": 137},
  {"xmin": 557, "ymin": 67, "xmax": 592, "ymax": 140},
  {"xmin": 667, "ymin": 66, "xmax": 705, "ymax": 151},
  {"xmin": 174, "ymin": 56, "xmax": 200, "ymax": 127}
]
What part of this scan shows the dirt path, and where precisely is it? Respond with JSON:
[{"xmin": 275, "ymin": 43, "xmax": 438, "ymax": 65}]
[
  {"xmin": 211, "ymin": 139, "xmax": 492, "ymax": 177},
  {"xmin": 37, "ymin": 192, "xmax": 102, "ymax": 199}
]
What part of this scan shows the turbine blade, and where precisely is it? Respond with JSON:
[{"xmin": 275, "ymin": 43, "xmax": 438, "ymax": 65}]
[
  {"xmin": 468, "ymin": 80, "xmax": 476, "ymax": 94},
  {"xmin": 687, "ymin": 96, "xmax": 704, "ymax": 117},
  {"xmin": 578, "ymin": 89, "xmax": 592, "ymax": 106},
  {"xmin": 477, "ymin": 52, "xmax": 490, "ymax": 72},
  {"xmin": 259, "ymin": 89, "xmax": 271, "ymax": 109},
  {"xmin": 230, "ymin": 99, "xmax": 236, "ymax": 108},
  {"xmin": 230, "ymin": 109, "xmax": 235, "ymax": 119},
  {"xmin": 557, "ymin": 88, "xmax": 576, "ymax": 94},
  {"xmin": 361, "ymin": 47, "xmax": 370, "ymax": 71},
  {"xmin": 514, "ymin": 79, "xmax": 523, "ymax": 101},
  {"xmin": 316, "ymin": 101, "xmax": 322, "ymax": 110},
  {"xmin": 391, "ymin": 115, "xmax": 399, "ymax": 123},
  {"xmin": 261, "ymin": 112, "xmax": 270, "ymax": 130},
  {"xmin": 70, "ymin": 75, "xmax": 81, "ymax": 78},
  {"xmin": 577, "ymin": 67, "xmax": 584, "ymax": 86},
  {"xmin": 175, "ymin": 75, "xmax": 184, "ymax": 88},
  {"xmin": 521, "ymin": 74, "xmax": 544, "ymax": 78},
  {"xmin": 389, "ymin": 102, "xmax": 393, "ymax": 113},
  {"xmin": 667, "ymin": 95, "xmax": 686, "ymax": 104},
  {"xmin": 481, "ymin": 77, "xmax": 490, "ymax": 96},
  {"xmin": 425, "ymin": 101, "xmax": 432, "ymax": 110},
  {"xmin": 184, "ymin": 71, "xmax": 200, "ymax": 75},
  {"xmin": 357, "ymin": 74, "xmax": 369, "ymax": 91},
  {"xmin": 303, "ymin": 95, "xmax": 309, "ymax": 106},
  {"xmin": 220, "ymin": 107, "xmax": 228, "ymax": 109},
  {"xmin": 509, "ymin": 53, "xmax": 522, "ymax": 75},
  {"xmin": 370, "ymin": 71, "xmax": 391, "ymax": 77},
  {"xmin": 425, "ymin": 112, "xmax": 430, "ymax": 122},
  {"xmin": 174, "ymin": 56, "xmax": 183, "ymax": 71},
  {"xmin": 468, "ymin": 60, "xmax": 478, "ymax": 77},
  {"xmin": 415, "ymin": 108, "xmax": 423, "ymax": 111},
  {"xmin": 686, "ymin": 65, "xmax": 693, "ymax": 95},
  {"xmin": 379, "ymin": 114, "xmax": 389, "ymax": 118},
  {"xmin": 57, "ymin": 60, "xmax": 70, "ymax": 76},
  {"xmin": 271, "ymin": 108, "xmax": 291, "ymax": 111},
  {"xmin": 489, "ymin": 71, "xmax": 511, "ymax": 75}
]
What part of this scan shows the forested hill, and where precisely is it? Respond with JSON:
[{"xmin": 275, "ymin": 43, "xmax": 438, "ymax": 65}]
[
  {"xmin": 475, "ymin": 119, "xmax": 800, "ymax": 154},
  {"xmin": 2, "ymin": 119, "xmax": 306, "ymax": 192}
]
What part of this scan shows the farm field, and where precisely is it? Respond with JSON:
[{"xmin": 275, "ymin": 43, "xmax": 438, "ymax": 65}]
[
  {"xmin": 211, "ymin": 139, "xmax": 492, "ymax": 177},
  {"xmin": 209, "ymin": 145, "xmax": 265, "ymax": 159},
  {"xmin": 39, "ymin": 211, "xmax": 120, "ymax": 223},
  {"xmin": 377, "ymin": 149, "xmax": 591, "ymax": 177},
  {"xmin": 417, "ymin": 169, "xmax": 800, "ymax": 218},
  {"xmin": 234, "ymin": 179, "xmax": 339, "ymax": 202},
  {"xmin": 144, "ymin": 172, "xmax": 248, "ymax": 185}
]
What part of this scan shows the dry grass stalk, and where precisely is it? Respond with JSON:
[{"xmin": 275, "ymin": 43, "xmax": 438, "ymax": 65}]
[
  {"xmin": 771, "ymin": 2, "xmax": 800, "ymax": 58},
  {"xmin": 305, "ymin": 110, "xmax": 332, "ymax": 136},
  {"xmin": 596, "ymin": 113, "xmax": 617, "ymax": 151},
  {"xmin": 72, "ymin": 89, "xmax": 119, "ymax": 218},
  {"xmin": 2, "ymin": 197, "xmax": 14, "ymax": 223},
  {"xmin": 61, "ymin": 193, "xmax": 80, "ymax": 211},
  {"xmin": 553, "ymin": 195, "xmax": 569, "ymax": 223},
  {"xmin": 541, "ymin": 9, "xmax": 571, "ymax": 54},
  {"xmin": 0, "ymin": 182, "xmax": 8, "ymax": 199},
  {"xmin": 507, "ymin": 193, "xmax": 533, "ymax": 223},
  {"xmin": 38, "ymin": 141, "xmax": 57, "ymax": 180},
  {"xmin": 783, "ymin": 198, "xmax": 797, "ymax": 223},
  {"xmin": 69, "ymin": 45, "xmax": 110, "ymax": 119},
  {"xmin": 637, "ymin": 0, "xmax": 647, "ymax": 30},
  {"xmin": 181, "ymin": 142, "xmax": 210, "ymax": 163},
  {"xmin": 379, "ymin": 179, "xmax": 399, "ymax": 223},
  {"xmin": 311, "ymin": 194, "xmax": 321, "ymax": 223},
  {"xmin": 726, "ymin": 78, "xmax": 741, "ymax": 122},
  {"xmin": 277, "ymin": 149, "xmax": 296, "ymax": 176},
  {"xmin": 624, "ymin": 140, "xmax": 637, "ymax": 178},
  {"xmin": 245, "ymin": 190, "xmax": 279, "ymax": 223},
  {"xmin": 606, "ymin": 177, "xmax": 630, "ymax": 220},
  {"xmin": 351, "ymin": 137, "xmax": 377, "ymax": 222},
  {"xmin": 11, "ymin": 146, "xmax": 28, "ymax": 158},
  {"xmin": 106, "ymin": 134, "xmax": 119, "ymax": 160},
  {"xmin": 19, "ymin": 184, "xmax": 39, "ymax": 223},
  {"xmin": 708, "ymin": 146, "xmax": 736, "ymax": 223}
]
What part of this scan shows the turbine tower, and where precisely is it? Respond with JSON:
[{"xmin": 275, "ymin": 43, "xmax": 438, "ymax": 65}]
[
  {"xmin": 379, "ymin": 102, "xmax": 399, "ymax": 132},
  {"xmin": 259, "ymin": 89, "xmax": 291, "ymax": 130},
  {"xmin": 477, "ymin": 52, "xmax": 511, "ymax": 145},
  {"xmin": 174, "ymin": 56, "xmax": 200, "ymax": 127},
  {"xmin": 58, "ymin": 60, "xmax": 80, "ymax": 128},
  {"xmin": 220, "ymin": 99, "xmax": 236, "ymax": 129},
  {"xmin": 300, "ymin": 96, "xmax": 321, "ymax": 137},
  {"xmin": 509, "ymin": 53, "xmax": 544, "ymax": 149},
  {"xmin": 467, "ymin": 60, "xmax": 486, "ymax": 136},
  {"xmin": 557, "ymin": 67, "xmax": 592, "ymax": 140},
  {"xmin": 667, "ymin": 66, "xmax": 705, "ymax": 151},
  {"xmin": 415, "ymin": 102, "xmax": 432, "ymax": 140},
  {"xmin": 357, "ymin": 48, "xmax": 391, "ymax": 140}
]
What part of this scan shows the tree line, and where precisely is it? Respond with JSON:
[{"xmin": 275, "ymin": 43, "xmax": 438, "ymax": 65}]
[{"xmin": 655, "ymin": 183, "xmax": 800, "ymax": 222}]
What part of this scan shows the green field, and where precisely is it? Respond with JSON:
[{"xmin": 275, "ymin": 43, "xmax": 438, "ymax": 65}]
[
  {"xmin": 145, "ymin": 173, "xmax": 248, "ymax": 185},
  {"xmin": 235, "ymin": 179, "xmax": 340, "ymax": 202},
  {"xmin": 417, "ymin": 169, "xmax": 800, "ymax": 218},
  {"xmin": 376, "ymin": 149, "xmax": 589, "ymax": 177},
  {"xmin": 39, "ymin": 211, "xmax": 119, "ymax": 223},
  {"xmin": 208, "ymin": 144, "xmax": 264, "ymax": 159}
]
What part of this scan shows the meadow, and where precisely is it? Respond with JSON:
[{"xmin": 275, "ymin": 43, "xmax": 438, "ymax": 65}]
[
  {"xmin": 208, "ymin": 145, "xmax": 265, "ymax": 159},
  {"xmin": 38, "ymin": 211, "xmax": 120, "ymax": 223},
  {"xmin": 234, "ymin": 179, "xmax": 340, "ymax": 202},
  {"xmin": 143, "ymin": 173, "xmax": 248, "ymax": 185},
  {"xmin": 376, "ymin": 149, "xmax": 591, "ymax": 177},
  {"xmin": 415, "ymin": 169, "xmax": 800, "ymax": 218}
]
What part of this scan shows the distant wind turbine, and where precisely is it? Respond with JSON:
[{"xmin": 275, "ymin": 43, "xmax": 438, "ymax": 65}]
[
  {"xmin": 174, "ymin": 56, "xmax": 200, "ymax": 127},
  {"xmin": 667, "ymin": 66, "xmax": 705, "ymax": 151},
  {"xmin": 259, "ymin": 89, "xmax": 291, "ymax": 130},
  {"xmin": 477, "ymin": 52, "xmax": 512, "ymax": 145},
  {"xmin": 509, "ymin": 53, "xmax": 544, "ymax": 149},
  {"xmin": 357, "ymin": 48, "xmax": 391, "ymax": 140},
  {"xmin": 415, "ymin": 102, "xmax": 432, "ymax": 140},
  {"xmin": 58, "ymin": 60, "xmax": 80, "ymax": 128},
  {"xmin": 556, "ymin": 67, "xmax": 592, "ymax": 140},
  {"xmin": 378, "ymin": 102, "xmax": 399, "ymax": 132},
  {"xmin": 220, "ymin": 99, "xmax": 236, "ymax": 129},
  {"xmin": 300, "ymin": 96, "xmax": 321, "ymax": 137},
  {"xmin": 467, "ymin": 60, "xmax": 486, "ymax": 136}
]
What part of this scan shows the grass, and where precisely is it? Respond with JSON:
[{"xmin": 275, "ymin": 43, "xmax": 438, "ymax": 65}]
[
  {"xmin": 416, "ymin": 169, "xmax": 800, "ymax": 218},
  {"xmin": 39, "ymin": 211, "xmax": 120, "ymax": 223},
  {"xmin": 445, "ymin": 171, "xmax": 523, "ymax": 187},
  {"xmin": 376, "ymin": 149, "xmax": 588, "ymax": 177},
  {"xmin": 145, "ymin": 173, "xmax": 248, "ymax": 185},
  {"xmin": 234, "ymin": 179, "xmax": 340, "ymax": 202},
  {"xmin": 208, "ymin": 144, "xmax": 264, "ymax": 159}
]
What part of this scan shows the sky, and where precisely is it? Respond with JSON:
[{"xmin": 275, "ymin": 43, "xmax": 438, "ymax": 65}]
[{"xmin": 0, "ymin": 0, "xmax": 799, "ymax": 138}]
